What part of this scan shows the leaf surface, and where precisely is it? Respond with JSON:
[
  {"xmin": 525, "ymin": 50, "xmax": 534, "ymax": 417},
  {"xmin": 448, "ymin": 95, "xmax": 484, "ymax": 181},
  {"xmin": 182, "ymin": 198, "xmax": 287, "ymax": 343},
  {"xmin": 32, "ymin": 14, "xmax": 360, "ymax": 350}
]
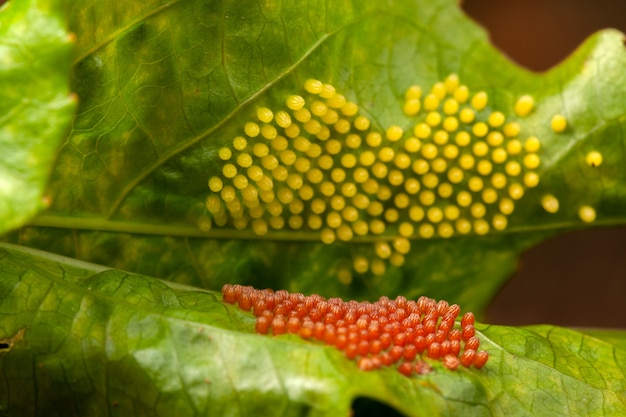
[
  {"xmin": 1, "ymin": 243, "xmax": 625, "ymax": 417},
  {"xmin": 0, "ymin": 0, "xmax": 76, "ymax": 234},
  {"xmin": 8, "ymin": 0, "xmax": 626, "ymax": 313}
]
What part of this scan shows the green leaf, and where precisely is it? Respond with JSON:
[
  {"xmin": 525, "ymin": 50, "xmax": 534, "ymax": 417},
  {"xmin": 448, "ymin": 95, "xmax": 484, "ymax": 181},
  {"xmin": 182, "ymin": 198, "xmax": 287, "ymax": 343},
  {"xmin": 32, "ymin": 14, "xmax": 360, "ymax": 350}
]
[
  {"xmin": 1, "ymin": 242, "xmax": 625, "ymax": 417},
  {"xmin": 0, "ymin": 0, "xmax": 76, "ymax": 234},
  {"xmin": 7, "ymin": 0, "xmax": 626, "ymax": 314}
]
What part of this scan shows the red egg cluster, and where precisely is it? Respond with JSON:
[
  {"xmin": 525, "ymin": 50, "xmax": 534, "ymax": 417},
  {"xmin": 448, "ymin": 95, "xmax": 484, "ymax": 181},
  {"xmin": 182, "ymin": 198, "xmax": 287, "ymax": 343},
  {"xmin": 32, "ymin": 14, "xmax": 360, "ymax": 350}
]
[{"xmin": 222, "ymin": 284, "xmax": 489, "ymax": 376}]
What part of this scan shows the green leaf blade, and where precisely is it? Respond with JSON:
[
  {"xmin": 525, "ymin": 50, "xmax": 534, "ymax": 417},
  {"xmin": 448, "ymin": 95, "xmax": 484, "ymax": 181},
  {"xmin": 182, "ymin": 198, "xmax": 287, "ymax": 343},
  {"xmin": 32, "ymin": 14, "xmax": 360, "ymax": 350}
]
[
  {"xmin": 2, "ymin": 243, "xmax": 626, "ymax": 416},
  {"xmin": 0, "ymin": 0, "xmax": 76, "ymax": 234}
]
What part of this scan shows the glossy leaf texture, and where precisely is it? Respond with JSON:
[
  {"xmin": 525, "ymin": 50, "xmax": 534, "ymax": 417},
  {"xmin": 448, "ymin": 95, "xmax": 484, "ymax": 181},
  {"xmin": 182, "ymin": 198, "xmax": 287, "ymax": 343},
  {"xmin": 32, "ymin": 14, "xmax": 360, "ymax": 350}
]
[
  {"xmin": 1, "ymin": 242, "xmax": 625, "ymax": 417},
  {"xmin": 0, "ymin": 0, "xmax": 76, "ymax": 235},
  {"xmin": 8, "ymin": 0, "xmax": 626, "ymax": 312}
]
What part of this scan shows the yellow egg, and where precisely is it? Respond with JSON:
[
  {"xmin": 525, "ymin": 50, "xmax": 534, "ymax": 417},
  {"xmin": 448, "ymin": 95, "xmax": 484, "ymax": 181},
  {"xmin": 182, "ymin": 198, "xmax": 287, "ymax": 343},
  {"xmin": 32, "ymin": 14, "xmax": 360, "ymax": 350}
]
[
  {"xmin": 508, "ymin": 183, "xmax": 525, "ymax": 200},
  {"xmin": 578, "ymin": 205, "xmax": 596, "ymax": 223},
  {"xmin": 474, "ymin": 219, "xmax": 490, "ymax": 235},
  {"xmin": 444, "ymin": 73, "xmax": 460, "ymax": 92},
  {"xmin": 405, "ymin": 85, "xmax": 423, "ymax": 100},
  {"xmin": 423, "ymin": 94, "xmax": 440, "ymax": 111},
  {"xmin": 409, "ymin": 205, "xmax": 425, "ymax": 221},
  {"xmin": 233, "ymin": 136, "xmax": 248, "ymax": 151},
  {"xmin": 486, "ymin": 132, "xmax": 504, "ymax": 147},
  {"xmin": 304, "ymin": 79, "xmax": 323, "ymax": 94},
  {"xmin": 275, "ymin": 111, "xmax": 292, "ymax": 128},
  {"xmin": 427, "ymin": 207, "xmax": 443, "ymax": 223},
  {"xmin": 472, "ymin": 122, "xmax": 488, "ymax": 138},
  {"xmin": 404, "ymin": 178, "xmax": 421, "ymax": 194},
  {"xmin": 454, "ymin": 85, "xmax": 470, "ymax": 103},
  {"xmin": 455, "ymin": 218, "xmax": 472, "ymax": 234},
  {"xmin": 487, "ymin": 111, "xmax": 505, "ymax": 127},
  {"xmin": 392, "ymin": 237, "xmax": 411, "ymax": 254},
  {"xmin": 444, "ymin": 205, "xmax": 460, "ymax": 220},
  {"xmin": 459, "ymin": 108, "xmax": 475, "ymax": 124},
  {"xmin": 426, "ymin": 111, "xmax": 442, "ymax": 127},
  {"xmin": 341, "ymin": 102, "xmax": 358, "ymax": 116},
  {"xmin": 412, "ymin": 159, "xmax": 430, "ymax": 175},
  {"xmin": 286, "ymin": 95, "xmax": 305, "ymax": 110},
  {"xmin": 366, "ymin": 132, "xmax": 383, "ymax": 147},
  {"xmin": 551, "ymin": 114, "xmax": 567, "ymax": 132},
  {"xmin": 404, "ymin": 99, "xmax": 421, "ymax": 116},
  {"xmin": 327, "ymin": 94, "xmax": 346, "ymax": 109},
  {"xmin": 418, "ymin": 223, "xmax": 435, "ymax": 239},
  {"xmin": 399, "ymin": 222, "xmax": 415, "ymax": 237},
  {"xmin": 208, "ymin": 176, "xmax": 223, "ymax": 192},
  {"xmin": 342, "ymin": 183, "xmax": 358, "ymax": 198},
  {"xmin": 256, "ymin": 107, "xmax": 274, "ymax": 123},
  {"xmin": 541, "ymin": 194, "xmax": 559, "ymax": 213},
  {"xmin": 586, "ymin": 151, "xmax": 603, "ymax": 167},
  {"xmin": 471, "ymin": 92, "xmax": 488, "ymax": 111},
  {"xmin": 431, "ymin": 82, "xmax": 447, "ymax": 100},
  {"xmin": 443, "ymin": 98, "xmax": 459, "ymax": 115},
  {"xmin": 252, "ymin": 219, "xmax": 268, "ymax": 235},
  {"xmin": 386, "ymin": 125, "xmax": 404, "ymax": 142},
  {"xmin": 307, "ymin": 214, "xmax": 322, "ymax": 230},
  {"xmin": 499, "ymin": 198, "xmax": 514, "ymax": 215},
  {"xmin": 503, "ymin": 122, "xmax": 521, "ymax": 137},
  {"xmin": 443, "ymin": 116, "xmax": 459, "ymax": 132},
  {"xmin": 320, "ymin": 83, "xmax": 336, "ymax": 99},
  {"xmin": 514, "ymin": 95, "xmax": 534, "ymax": 117},
  {"xmin": 359, "ymin": 151, "xmax": 375, "ymax": 167},
  {"xmin": 404, "ymin": 137, "xmax": 422, "ymax": 153},
  {"xmin": 438, "ymin": 222, "xmax": 454, "ymax": 238},
  {"xmin": 371, "ymin": 259, "xmax": 386, "ymax": 276},
  {"xmin": 354, "ymin": 114, "xmax": 370, "ymax": 131},
  {"xmin": 353, "ymin": 256, "xmax": 369, "ymax": 274},
  {"xmin": 523, "ymin": 172, "xmax": 540, "ymax": 188},
  {"xmin": 320, "ymin": 228, "xmax": 336, "ymax": 244},
  {"xmin": 218, "ymin": 147, "xmax": 232, "ymax": 161},
  {"xmin": 455, "ymin": 131, "xmax": 471, "ymax": 147},
  {"xmin": 414, "ymin": 123, "xmax": 432, "ymax": 139}
]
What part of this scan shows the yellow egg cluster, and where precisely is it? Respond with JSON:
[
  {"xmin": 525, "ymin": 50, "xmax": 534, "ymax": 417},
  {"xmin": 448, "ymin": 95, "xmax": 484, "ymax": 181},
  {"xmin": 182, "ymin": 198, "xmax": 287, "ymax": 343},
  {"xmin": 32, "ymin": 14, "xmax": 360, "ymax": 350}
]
[{"xmin": 204, "ymin": 74, "xmax": 594, "ymax": 278}]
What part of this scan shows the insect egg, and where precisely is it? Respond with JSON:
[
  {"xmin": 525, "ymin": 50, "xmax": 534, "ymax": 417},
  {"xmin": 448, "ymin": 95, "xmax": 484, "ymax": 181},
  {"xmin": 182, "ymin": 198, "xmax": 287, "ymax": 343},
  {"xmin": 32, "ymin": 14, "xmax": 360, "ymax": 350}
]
[
  {"xmin": 551, "ymin": 114, "xmax": 567, "ymax": 132},
  {"xmin": 459, "ymin": 108, "xmax": 475, "ymax": 124},
  {"xmin": 473, "ymin": 351, "xmax": 489, "ymax": 369},
  {"xmin": 404, "ymin": 99, "xmax": 421, "ymax": 116},
  {"xmin": 256, "ymin": 107, "xmax": 274, "ymax": 123},
  {"xmin": 578, "ymin": 205, "xmax": 596, "ymax": 223},
  {"xmin": 514, "ymin": 95, "xmax": 534, "ymax": 116},
  {"xmin": 503, "ymin": 122, "xmax": 521, "ymax": 137},
  {"xmin": 586, "ymin": 151, "xmax": 603, "ymax": 167},
  {"xmin": 487, "ymin": 111, "xmax": 505, "ymax": 127},
  {"xmin": 386, "ymin": 126, "xmax": 404, "ymax": 141},
  {"xmin": 413, "ymin": 123, "xmax": 431, "ymax": 139},
  {"xmin": 426, "ymin": 112, "xmax": 442, "ymax": 127},
  {"xmin": 471, "ymin": 92, "xmax": 488, "ymax": 111},
  {"xmin": 431, "ymin": 82, "xmax": 447, "ymax": 99},
  {"xmin": 541, "ymin": 194, "xmax": 559, "ymax": 213},
  {"xmin": 523, "ymin": 172, "xmax": 539, "ymax": 188},
  {"xmin": 304, "ymin": 79, "xmax": 323, "ymax": 94},
  {"xmin": 320, "ymin": 83, "xmax": 336, "ymax": 99},
  {"xmin": 423, "ymin": 93, "xmax": 440, "ymax": 111},
  {"xmin": 405, "ymin": 85, "xmax": 422, "ymax": 100},
  {"xmin": 453, "ymin": 85, "xmax": 470, "ymax": 103}
]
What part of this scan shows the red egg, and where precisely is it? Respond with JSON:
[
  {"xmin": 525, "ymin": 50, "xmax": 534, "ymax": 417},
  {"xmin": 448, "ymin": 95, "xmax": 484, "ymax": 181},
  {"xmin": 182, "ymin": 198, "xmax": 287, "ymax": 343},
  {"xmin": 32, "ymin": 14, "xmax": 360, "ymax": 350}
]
[
  {"xmin": 461, "ymin": 312, "xmax": 475, "ymax": 328},
  {"xmin": 473, "ymin": 350, "xmax": 489, "ymax": 369},
  {"xmin": 398, "ymin": 362, "xmax": 413, "ymax": 377},
  {"xmin": 460, "ymin": 349, "xmax": 476, "ymax": 367},
  {"xmin": 443, "ymin": 354, "xmax": 460, "ymax": 370}
]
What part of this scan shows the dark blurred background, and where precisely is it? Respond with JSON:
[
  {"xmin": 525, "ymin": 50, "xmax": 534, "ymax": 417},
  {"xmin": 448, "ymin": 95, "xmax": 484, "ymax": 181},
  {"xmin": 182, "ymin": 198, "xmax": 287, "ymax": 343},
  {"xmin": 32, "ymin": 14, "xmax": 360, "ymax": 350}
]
[
  {"xmin": 462, "ymin": 0, "xmax": 626, "ymax": 328},
  {"xmin": 2, "ymin": 0, "xmax": 625, "ymax": 327}
]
